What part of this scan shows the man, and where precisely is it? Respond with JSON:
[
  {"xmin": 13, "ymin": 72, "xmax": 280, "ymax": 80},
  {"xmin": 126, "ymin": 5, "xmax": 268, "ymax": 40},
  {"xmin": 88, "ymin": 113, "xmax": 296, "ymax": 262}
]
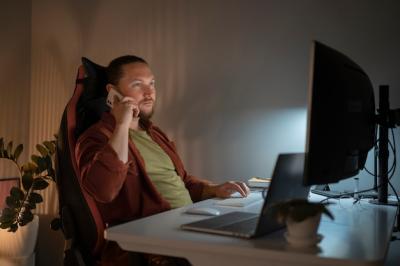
[{"xmin": 75, "ymin": 55, "xmax": 250, "ymax": 265}]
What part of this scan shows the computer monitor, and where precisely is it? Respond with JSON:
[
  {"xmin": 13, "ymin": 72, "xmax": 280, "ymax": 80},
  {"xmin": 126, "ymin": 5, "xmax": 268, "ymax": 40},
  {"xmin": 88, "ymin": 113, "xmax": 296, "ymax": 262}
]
[{"xmin": 303, "ymin": 41, "xmax": 376, "ymax": 186}]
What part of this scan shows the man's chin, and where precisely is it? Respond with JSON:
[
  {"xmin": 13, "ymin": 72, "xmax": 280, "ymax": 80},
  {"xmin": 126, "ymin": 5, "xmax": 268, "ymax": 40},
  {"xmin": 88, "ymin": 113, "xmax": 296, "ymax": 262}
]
[{"xmin": 139, "ymin": 110, "xmax": 154, "ymax": 120}]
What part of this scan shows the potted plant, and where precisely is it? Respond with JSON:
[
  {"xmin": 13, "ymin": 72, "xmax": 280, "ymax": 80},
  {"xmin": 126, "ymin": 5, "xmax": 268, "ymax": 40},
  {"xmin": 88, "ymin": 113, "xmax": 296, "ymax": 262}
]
[
  {"xmin": 0, "ymin": 137, "xmax": 56, "ymax": 264},
  {"xmin": 0, "ymin": 137, "xmax": 56, "ymax": 231},
  {"xmin": 271, "ymin": 198, "xmax": 334, "ymax": 247}
]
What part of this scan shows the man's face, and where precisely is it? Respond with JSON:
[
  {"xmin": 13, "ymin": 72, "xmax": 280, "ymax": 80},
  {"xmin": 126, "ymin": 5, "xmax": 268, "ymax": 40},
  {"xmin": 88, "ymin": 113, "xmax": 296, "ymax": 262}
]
[{"xmin": 115, "ymin": 62, "xmax": 156, "ymax": 120}]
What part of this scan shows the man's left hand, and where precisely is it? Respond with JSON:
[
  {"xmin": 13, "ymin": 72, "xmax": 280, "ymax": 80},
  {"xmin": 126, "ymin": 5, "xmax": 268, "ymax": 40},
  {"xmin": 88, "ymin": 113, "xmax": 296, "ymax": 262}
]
[{"xmin": 203, "ymin": 181, "xmax": 250, "ymax": 199}]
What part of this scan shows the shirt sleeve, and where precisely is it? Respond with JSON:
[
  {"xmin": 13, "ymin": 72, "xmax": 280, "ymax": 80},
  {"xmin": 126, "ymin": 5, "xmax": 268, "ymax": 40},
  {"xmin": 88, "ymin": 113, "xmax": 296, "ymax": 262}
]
[
  {"xmin": 181, "ymin": 173, "xmax": 211, "ymax": 202},
  {"xmin": 75, "ymin": 127, "xmax": 134, "ymax": 203}
]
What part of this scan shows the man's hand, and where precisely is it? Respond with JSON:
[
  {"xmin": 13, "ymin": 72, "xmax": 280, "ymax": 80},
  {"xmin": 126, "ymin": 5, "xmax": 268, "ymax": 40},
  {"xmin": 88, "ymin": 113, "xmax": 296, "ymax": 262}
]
[
  {"xmin": 202, "ymin": 181, "xmax": 250, "ymax": 199},
  {"xmin": 111, "ymin": 96, "xmax": 140, "ymax": 128},
  {"xmin": 108, "ymin": 96, "xmax": 140, "ymax": 163}
]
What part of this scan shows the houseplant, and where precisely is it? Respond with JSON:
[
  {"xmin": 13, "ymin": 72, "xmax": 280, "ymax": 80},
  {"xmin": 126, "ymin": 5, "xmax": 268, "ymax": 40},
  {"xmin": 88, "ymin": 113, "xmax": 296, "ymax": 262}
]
[
  {"xmin": 0, "ymin": 137, "xmax": 56, "ymax": 232},
  {"xmin": 271, "ymin": 198, "xmax": 334, "ymax": 246}
]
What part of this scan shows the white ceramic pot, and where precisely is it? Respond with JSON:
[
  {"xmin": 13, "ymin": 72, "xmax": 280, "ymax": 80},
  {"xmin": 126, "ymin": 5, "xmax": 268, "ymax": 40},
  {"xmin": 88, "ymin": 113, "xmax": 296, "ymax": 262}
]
[
  {"xmin": 0, "ymin": 215, "xmax": 39, "ymax": 266},
  {"xmin": 286, "ymin": 213, "xmax": 321, "ymax": 239}
]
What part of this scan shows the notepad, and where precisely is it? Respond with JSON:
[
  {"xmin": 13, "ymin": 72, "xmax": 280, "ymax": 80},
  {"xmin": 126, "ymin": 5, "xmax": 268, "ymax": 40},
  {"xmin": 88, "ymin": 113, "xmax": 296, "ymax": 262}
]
[{"xmin": 247, "ymin": 176, "xmax": 271, "ymax": 188}]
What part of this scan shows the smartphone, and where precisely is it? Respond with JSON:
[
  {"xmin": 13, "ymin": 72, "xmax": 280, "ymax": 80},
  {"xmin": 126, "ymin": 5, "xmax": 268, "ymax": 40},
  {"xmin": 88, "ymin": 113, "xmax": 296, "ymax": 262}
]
[{"xmin": 106, "ymin": 88, "xmax": 123, "ymax": 108}]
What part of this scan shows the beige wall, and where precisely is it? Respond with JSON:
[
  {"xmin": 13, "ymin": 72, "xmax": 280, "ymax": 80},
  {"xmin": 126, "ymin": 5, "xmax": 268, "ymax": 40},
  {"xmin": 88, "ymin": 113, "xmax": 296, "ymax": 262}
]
[{"xmin": 0, "ymin": 1, "xmax": 31, "ymax": 178}]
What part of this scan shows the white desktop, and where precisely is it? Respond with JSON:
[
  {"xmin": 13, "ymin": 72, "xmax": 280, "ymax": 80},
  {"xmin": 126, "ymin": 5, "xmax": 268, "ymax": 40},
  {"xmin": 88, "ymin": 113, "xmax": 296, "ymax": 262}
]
[{"xmin": 104, "ymin": 192, "xmax": 397, "ymax": 266}]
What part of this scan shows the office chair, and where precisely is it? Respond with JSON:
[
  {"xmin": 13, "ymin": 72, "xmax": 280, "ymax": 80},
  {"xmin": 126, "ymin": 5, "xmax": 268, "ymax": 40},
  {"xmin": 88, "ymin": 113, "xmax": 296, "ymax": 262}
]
[{"xmin": 54, "ymin": 58, "xmax": 109, "ymax": 266}]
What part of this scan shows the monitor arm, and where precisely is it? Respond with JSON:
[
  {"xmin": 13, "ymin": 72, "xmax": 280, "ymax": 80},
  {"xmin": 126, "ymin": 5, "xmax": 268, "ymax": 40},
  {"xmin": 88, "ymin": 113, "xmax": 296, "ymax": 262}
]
[{"xmin": 373, "ymin": 85, "xmax": 399, "ymax": 205}]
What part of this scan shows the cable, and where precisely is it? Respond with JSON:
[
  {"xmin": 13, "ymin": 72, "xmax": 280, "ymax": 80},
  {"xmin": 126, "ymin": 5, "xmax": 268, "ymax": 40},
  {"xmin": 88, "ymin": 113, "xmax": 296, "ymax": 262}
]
[
  {"xmin": 389, "ymin": 181, "xmax": 400, "ymax": 203},
  {"xmin": 320, "ymin": 129, "xmax": 398, "ymax": 203},
  {"xmin": 364, "ymin": 137, "xmax": 396, "ymax": 177},
  {"xmin": 388, "ymin": 128, "xmax": 399, "ymax": 204}
]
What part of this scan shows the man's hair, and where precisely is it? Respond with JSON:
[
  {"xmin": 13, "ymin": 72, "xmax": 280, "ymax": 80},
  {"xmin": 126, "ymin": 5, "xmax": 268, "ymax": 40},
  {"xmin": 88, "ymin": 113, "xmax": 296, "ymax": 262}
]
[{"xmin": 106, "ymin": 55, "xmax": 147, "ymax": 85}]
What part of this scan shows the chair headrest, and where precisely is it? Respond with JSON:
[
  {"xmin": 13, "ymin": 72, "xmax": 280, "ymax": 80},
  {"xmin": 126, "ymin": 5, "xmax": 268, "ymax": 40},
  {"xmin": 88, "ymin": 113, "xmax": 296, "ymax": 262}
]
[
  {"xmin": 81, "ymin": 57, "xmax": 108, "ymax": 99},
  {"xmin": 75, "ymin": 58, "xmax": 110, "ymax": 138}
]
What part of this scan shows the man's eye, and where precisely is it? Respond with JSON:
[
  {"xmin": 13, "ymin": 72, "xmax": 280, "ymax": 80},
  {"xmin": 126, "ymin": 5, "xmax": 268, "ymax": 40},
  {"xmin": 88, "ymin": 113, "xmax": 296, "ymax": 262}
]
[{"xmin": 132, "ymin": 82, "xmax": 142, "ymax": 87}]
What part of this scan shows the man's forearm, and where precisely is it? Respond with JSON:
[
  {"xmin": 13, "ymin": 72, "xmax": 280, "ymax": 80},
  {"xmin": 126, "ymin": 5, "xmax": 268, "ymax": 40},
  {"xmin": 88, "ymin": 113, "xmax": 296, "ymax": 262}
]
[{"xmin": 108, "ymin": 124, "xmax": 130, "ymax": 163}]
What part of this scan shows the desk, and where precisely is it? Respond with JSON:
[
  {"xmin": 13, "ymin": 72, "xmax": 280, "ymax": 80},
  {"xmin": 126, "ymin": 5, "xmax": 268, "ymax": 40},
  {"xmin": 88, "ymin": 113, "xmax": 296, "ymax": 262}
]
[{"xmin": 105, "ymin": 195, "xmax": 398, "ymax": 266}]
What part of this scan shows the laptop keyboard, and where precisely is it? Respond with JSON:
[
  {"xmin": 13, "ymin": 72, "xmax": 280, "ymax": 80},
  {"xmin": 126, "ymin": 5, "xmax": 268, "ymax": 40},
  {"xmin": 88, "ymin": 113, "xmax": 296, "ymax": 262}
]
[
  {"xmin": 219, "ymin": 216, "xmax": 258, "ymax": 233},
  {"xmin": 214, "ymin": 192, "xmax": 263, "ymax": 207},
  {"xmin": 185, "ymin": 211, "xmax": 258, "ymax": 229}
]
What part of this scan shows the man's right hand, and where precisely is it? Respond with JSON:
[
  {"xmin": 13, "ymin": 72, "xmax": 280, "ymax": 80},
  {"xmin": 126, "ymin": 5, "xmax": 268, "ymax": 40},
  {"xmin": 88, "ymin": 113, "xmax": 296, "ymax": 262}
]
[
  {"xmin": 108, "ymin": 96, "xmax": 140, "ymax": 163},
  {"xmin": 111, "ymin": 96, "xmax": 140, "ymax": 129}
]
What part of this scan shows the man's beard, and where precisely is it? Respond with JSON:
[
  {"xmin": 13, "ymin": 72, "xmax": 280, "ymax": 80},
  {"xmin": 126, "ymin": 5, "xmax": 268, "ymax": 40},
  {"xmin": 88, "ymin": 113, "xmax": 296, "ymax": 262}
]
[{"xmin": 138, "ymin": 106, "xmax": 155, "ymax": 121}]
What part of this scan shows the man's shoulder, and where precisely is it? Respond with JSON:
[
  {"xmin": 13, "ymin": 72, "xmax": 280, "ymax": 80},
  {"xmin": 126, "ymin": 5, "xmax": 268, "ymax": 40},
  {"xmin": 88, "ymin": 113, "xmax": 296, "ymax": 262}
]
[{"xmin": 77, "ymin": 113, "xmax": 114, "ymax": 143}]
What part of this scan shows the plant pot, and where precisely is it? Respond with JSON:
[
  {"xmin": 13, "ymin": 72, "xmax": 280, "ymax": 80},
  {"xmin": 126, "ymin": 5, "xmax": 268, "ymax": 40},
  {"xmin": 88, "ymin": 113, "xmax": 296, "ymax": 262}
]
[
  {"xmin": 0, "ymin": 214, "xmax": 39, "ymax": 266},
  {"xmin": 285, "ymin": 213, "xmax": 323, "ymax": 247}
]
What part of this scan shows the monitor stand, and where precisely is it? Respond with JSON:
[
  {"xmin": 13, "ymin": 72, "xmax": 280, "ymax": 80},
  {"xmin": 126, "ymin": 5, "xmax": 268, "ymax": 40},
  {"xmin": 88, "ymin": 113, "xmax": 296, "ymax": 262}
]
[{"xmin": 370, "ymin": 85, "xmax": 400, "ymax": 207}]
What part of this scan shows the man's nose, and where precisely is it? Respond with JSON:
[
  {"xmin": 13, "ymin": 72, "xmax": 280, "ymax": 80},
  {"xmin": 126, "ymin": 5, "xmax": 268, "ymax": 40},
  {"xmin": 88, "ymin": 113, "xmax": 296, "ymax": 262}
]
[{"xmin": 142, "ymin": 84, "xmax": 154, "ymax": 94}]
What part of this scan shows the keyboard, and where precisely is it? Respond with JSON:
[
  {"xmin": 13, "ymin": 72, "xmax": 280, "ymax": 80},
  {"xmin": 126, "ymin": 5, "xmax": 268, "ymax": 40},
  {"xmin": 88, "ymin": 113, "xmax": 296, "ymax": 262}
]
[{"xmin": 213, "ymin": 192, "xmax": 263, "ymax": 207}]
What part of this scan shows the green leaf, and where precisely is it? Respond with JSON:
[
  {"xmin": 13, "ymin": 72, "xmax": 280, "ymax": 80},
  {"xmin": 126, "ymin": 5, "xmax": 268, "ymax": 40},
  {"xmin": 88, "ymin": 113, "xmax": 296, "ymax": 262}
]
[
  {"xmin": 10, "ymin": 187, "xmax": 25, "ymax": 200},
  {"xmin": 7, "ymin": 141, "xmax": 13, "ymax": 159},
  {"xmin": 0, "ymin": 208, "xmax": 16, "ymax": 223},
  {"xmin": 271, "ymin": 198, "xmax": 335, "ymax": 223},
  {"xmin": 47, "ymin": 168, "xmax": 56, "ymax": 180},
  {"xmin": 36, "ymin": 157, "xmax": 47, "ymax": 173},
  {"xmin": 0, "ymin": 221, "xmax": 13, "ymax": 229},
  {"xmin": 323, "ymin": 208, "xmax": 334, "ymax": 220},
  {"xmin": 28, "ymin": 192, "xmax": 43, "ymax": 204},
  {"xmin": 44, "ymin": 155, "xmax": 52, "ymax": 169},
  {"xmin": 8, "ymin": 223, "xmax": 18, "ymax": 232},
  {"xmin": 22, "ymin": 162, "xmax": 38, "ymax": 173},
  {"xmin": 31, "ymin": 154, "xmax": 41, "ymax": 165},
  {"xmin": 32, "ymin": 178, "xmax": 49, "ymax": 190},
  {"xmin": 0, "ymin": 214, "xmax": 14, "ymax": 224},
  {"xmin": 22, "ymin": 173, "xmax": 34, "ymax": 191},
  {"xmin": 18, "ymin": 209, "xmax": 34, "ymax": 226},
  {"xmin": 36, "ymin": 144, "xmax": 48, "ymax": 156},
  {"xmin": 30, "ymin": 155, "xmax": 47, "ymax": 174},
  {"xmin": 1, "ymin": 207, "xmax": 16, "ymax": 217},
  {"xmin": 24, "ymin": 201, "xmax": 36, "ymax": 210},
  {"xmin": 13, "ymin": 144, "xmax": 23, "ymax": 161},
  {"xmin": 43, "ymin": 141, "xmax": 56, "ymax": 154},
  {"xmin": 6, "ymin": 195, "xmax": 19, "ymax": 208}
]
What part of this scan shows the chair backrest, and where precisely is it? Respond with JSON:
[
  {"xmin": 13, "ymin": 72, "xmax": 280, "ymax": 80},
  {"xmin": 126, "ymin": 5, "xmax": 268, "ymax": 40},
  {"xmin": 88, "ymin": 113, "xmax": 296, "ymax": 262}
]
[{"xmin": 56, "ymin": 62, "xmax": 108, "ymax": 264}]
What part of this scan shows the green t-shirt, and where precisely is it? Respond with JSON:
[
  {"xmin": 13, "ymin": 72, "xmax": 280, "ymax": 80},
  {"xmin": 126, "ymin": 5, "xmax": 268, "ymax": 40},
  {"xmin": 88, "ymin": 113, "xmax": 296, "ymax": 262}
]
[{"xmin": 129, "ymin": 129, "xmax": 193, "ymax": 208}]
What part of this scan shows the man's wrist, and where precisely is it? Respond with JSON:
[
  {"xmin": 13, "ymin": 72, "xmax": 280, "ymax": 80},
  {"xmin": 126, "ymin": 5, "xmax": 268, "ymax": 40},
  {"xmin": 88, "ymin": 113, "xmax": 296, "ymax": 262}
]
[
  {"xmin": 202, "ymin": 183, "xmax": 217, "ymax": 199},
  {"xmin": 115, "ymin": 123, "xmax": 130, "ymax": 131}
]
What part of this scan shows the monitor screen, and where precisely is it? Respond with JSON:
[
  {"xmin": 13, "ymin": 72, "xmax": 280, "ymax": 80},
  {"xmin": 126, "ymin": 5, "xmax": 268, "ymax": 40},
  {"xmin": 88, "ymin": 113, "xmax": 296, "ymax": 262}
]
[{"xmin": 303, "ymin": 41, "xmax": 376, "ymax": 185}]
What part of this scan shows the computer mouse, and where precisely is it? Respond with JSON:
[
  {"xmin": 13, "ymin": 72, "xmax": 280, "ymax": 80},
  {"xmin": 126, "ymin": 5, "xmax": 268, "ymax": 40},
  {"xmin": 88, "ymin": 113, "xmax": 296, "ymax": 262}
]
[{"xmin": 185, "ymin": 207, "xmax": 221, "ymax": 216}]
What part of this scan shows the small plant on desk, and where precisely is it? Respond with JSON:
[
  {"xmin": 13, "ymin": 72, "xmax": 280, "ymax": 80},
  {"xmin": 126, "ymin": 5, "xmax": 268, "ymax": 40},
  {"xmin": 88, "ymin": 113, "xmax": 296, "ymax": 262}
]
[{"xmin": 271, "ymin": 198, "xmax": 334, "ymax": 246}]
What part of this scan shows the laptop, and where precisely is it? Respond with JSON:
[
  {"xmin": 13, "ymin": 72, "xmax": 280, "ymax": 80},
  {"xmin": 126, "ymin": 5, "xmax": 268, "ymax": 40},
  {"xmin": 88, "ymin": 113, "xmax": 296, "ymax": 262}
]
[{"xmin": 180, "ymin": 153, "xmax": 310, "ymax": 238}]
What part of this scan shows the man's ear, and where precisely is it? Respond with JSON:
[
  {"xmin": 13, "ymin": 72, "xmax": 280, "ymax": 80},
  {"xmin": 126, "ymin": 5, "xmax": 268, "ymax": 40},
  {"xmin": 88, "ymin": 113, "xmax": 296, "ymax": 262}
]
[{"xmin": 105, "ymin": 84, "xmax": 113, "ymax": 93}]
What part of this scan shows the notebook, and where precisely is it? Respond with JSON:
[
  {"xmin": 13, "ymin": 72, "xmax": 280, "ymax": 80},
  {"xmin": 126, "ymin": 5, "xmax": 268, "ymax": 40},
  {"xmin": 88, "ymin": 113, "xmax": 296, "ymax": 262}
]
[{"xmin": 180, "ymin": 153, "xmax": 310, "ymax": 238}]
